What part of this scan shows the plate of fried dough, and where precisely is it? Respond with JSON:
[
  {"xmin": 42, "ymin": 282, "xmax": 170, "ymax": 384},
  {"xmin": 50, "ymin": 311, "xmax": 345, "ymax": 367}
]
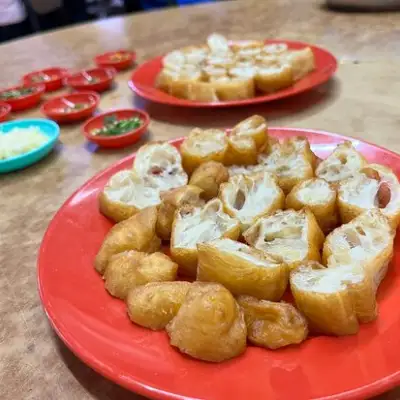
[
  {"xmin": 39, "ymin": 115, "xmax": 400, "ymax": 400},
  {"xmin": 129, "ymin": 34, "xmax": 337, "ymax": 107}
]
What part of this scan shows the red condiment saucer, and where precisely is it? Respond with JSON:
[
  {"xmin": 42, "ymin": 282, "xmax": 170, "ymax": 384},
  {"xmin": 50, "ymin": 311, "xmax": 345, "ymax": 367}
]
[
  {"xmin": 0, "ymin": 84, "xmax": 45, "ymax": 111},
  {"xmin": 129, "ymin": 40, "xmax": 337, "ymax": 108},
  {"xmin": 95, "ymin": 50, "xmax": 136, "ymax": 71},
  {"xmin": 82, "ymin": 108, "xmax": 150, "ymax": 148},
  {"xmin": 0, "ymin": 102, "xmax": 12, "ymax": 122},
  {"xmin": 22, "ymin": 67, "xmax": 70, "ymax": 92},
  {"xmin": 41, "ymin": 91, "xmax": 100, "ymax": 123},
  {"xmin": 38, "ymin": 128, "xmax": 400, "ymax": 400},
  {"xmin": 66, "ymin": 68, "xmax": 117, "ymax": 92}
]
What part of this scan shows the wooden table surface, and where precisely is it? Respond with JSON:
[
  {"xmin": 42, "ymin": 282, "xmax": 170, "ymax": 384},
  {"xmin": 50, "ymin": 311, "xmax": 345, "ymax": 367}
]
[{"xmin": 1, "ymin": 1, "xmax": 400, "ymax": 399}]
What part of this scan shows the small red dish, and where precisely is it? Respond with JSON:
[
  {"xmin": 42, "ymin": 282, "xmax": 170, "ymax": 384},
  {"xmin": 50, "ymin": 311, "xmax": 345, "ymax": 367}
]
[
  {"xmin": 0, "ymin": 102, "xmax": 12, "ymax": 122},
  {"xmin": 66, "ymin": 68, "xmax": 117, "ymax": 93},
  {"xmin": 95, "ymin": 50, "xmax": 136, "ymax": 71},
  {"xmin": 83, "ymin": 109, "xmax": 149, "ymax": 148},
  {"xmin": 22, "ymin": 67, "xmax": 70, "ymax": 92},
  {"xmin": 129, "ymin": 39, "xmax": 337, "ymax": 108},
  {"xmin": 41, "ymin": 91, "xmax": 100, "ymax": 123},
  {"xmin": 0, "ymin": 83, "xmax": 45, "ymax": 111}
]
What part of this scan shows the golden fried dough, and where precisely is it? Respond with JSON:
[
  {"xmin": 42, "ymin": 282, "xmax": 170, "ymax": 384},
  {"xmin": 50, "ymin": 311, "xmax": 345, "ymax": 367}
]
[
  {"xmin": 282, "ymin": 47, "xmax": 315, "ymax": 81},
  {"xmin": 323, "ymin": 209, "xmax": 394, "ymax": 290},
  {"xmin": 255, "ymin": 62, "xmax": 293, "ymax": 93},
  {"xmin": 286, "ymin": 178, "xmax": 338, "ymax": 233},
  {"xmin": 170, "ymin": 198, "xmax": 240, "ymax": 277},
  {"xmin": 180, "ymin": 128, "xmax": 228, "ymax": 174},
  {"xmin": 104, "ymin": 251, "xmax": 178, "ymax": 299},
  {"xmin": 244, "ymin": 209, "xmax": 324, "ymax": 270},
  {"xmin": 98, "ymin": 170, "xmax": 161, "ymax": 223},
  {"xmin": 220, "ymin": 171, "xmax": 285, "ymax": 232},
  {"xmin": 166, "ymin": 282, "xmax": 247, "ymax": 362},
  {"xmin": 156, "ymin": 185, "xmax": 204, "ymax": 240},
  {"xmin": 237, "ymin": 295, "xmax": 308, "ymax": 349},
  {"xmin": 290, "ymin": 261, "xmax": 377, "ymax": 335},
  {"xmin": 224, "ymin": 135, "xmax": 258, "ymax": 166},
  {"xmin": 315, "ymin": 141, "xmax": 367, "ymax": 185},
  {"xmin": 197, "ymin": 239, "xmax": 289, "ymax": 301},
  {"xmin": 126, "ymin": 281, "xmax": 191, "ymax": 330},
  {"xmin": 230, "ymin": 115, "xmax": 268, "ymax": 149},
  {"xmin": 189, "ymin": 161, "xmax": 229, "ymax": 200},
  {"xmin": 337, "ymin": 164, "xmax": 400, "ymax": 229},
  {"xmin": 94, "ymin": 207, "xmax": 161, "ymax": 274}
]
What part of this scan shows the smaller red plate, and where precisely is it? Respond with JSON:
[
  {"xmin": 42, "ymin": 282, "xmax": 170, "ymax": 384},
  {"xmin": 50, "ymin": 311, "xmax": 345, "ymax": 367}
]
[
  {"xmin": 95, "ymin": 50, "xmax": 136, "ymax": 71},
  {"xmin": 0, "ymin": 102, "xmax": 12, "ymax": 122},
  {"xmin": 0, "ymin": 83, "xmax": 45, "ymax": 111},
  {"xmin": 66, "ymin": 68, "xmax": 116, "ymax": 93},
  {"xmin": 22, "ymin": 67, "xmax": 70, "ymax": 92},
  {"xmin": 82, "ymin": 108, "xmax": 149, "ymax": 148},
  {"xmin": 41, "ymin": 91, "xmax": 100, "ymax": 123},
  {"xmin": 129, "ymin": 40, "xmax": 337, "ymax": 108}
]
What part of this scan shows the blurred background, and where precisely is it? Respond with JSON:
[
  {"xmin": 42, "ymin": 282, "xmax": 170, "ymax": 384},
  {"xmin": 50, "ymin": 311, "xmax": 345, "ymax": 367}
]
[{"xmin": 0, "ymin": 0, "xmax": 218, "ymax": 43}]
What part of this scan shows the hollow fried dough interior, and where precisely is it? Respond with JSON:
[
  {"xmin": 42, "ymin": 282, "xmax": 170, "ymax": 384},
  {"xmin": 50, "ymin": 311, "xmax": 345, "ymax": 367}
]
[
  {"xmin": 323, "ymin": 210, "xmax": 394, "ymax": 287},
  {"xmin": 172, "ymin": 199, "xmax": 239, "ymax": 250},
  {"xmin": 220, "ymin": 172, "xmax": 284, "ymax": 231},
  {"xmin": 295, "ymin": 178, "xmax": 335, "ymax": 205},
  {"xmin": 316, "ymin": 142, "xmax": 367, "ymax": 184},
  {"xmin": 133, "ymin": 142, "xmax": 188, "ymax": 191},
  {"xmin": 184, "ymin": 128, "xmax": 227, "ymax": 157},
  {"xmin": 244, "ymin": 209, "xmax": 321, "ymax": 266}
]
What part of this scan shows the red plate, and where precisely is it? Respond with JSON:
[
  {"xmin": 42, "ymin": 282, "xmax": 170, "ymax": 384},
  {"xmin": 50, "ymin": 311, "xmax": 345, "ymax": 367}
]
[
  {"xmin": 22, "ymin": 67, "xmax": 70, "ymax": 91},
  {"xmin": 0, "ymin": 102, "xmax": 11, "ymax": 122},
  {"xmin": 66, "ymin": 67, "xmax": 117, "ymax": 93},
  {"xmin": 129, "ymin": 40, "xmax": 338, "ymax": 108},
  {"xmin": 82, "ymin": 108, "xmax": 150, "ymax": 148},
  {"xmin": 95, "ymin": 50, "xmax": 136, "ymax": 71},
  {"xmin": 0, "ymin": 83, "xmax": 45, "ymax": 111},
  {"xmin": 41, "ymin": 91, "xmax": 100, "ymax": 123},
  {"xmin": 38, "ymin": 128, "xmax": 400, "ymax": 400}
]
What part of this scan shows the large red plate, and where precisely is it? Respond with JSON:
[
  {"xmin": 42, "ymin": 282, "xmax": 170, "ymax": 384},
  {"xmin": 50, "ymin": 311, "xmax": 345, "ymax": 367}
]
[
  {"xmin": 38, "ymin": 128, "xmax": 400, "ymax": 400},
  {"xmin": 128, "ymin": 40, "xmax": 338, "ymax": 108}
]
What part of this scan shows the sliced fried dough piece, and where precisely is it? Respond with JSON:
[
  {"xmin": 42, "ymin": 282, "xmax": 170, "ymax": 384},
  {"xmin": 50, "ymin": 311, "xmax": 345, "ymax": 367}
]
[
  {"xmin": 220, "ymin": 171, "xmax": 285, "ymax": 232},
  {"xmin": 255, "ymin": 62, "xmax": 293, "ymax": 93},
  {"xmin": 133, "ymin": 141, "xmax": 188, "ymax": 191},
  {"xmin": 207, "ymin": 33, "xmax": 231, "ymax": 55},
  {"xmin": 316, "ymin": 141, "xmax": 367, "ymax": 185},
  {"xmin": 244, "ymin": 209, "xmax": 324, "ymax": 270},
  {"xmin": 99, "ymin": 170, "xmax": 161, "ymax": 222},
  {"xmin": 290, "ymin": 261, "xmax": 377, "ymax": 336},
  {"xmin": 338, "ymin": 164, "xmax": 400, "ymax": 228},
  {"xmin": 323, "ymin": 209, "xmax": 394, "ymax": 289},
  {"xmin": 224, "ymin": 135, "xmax": 258, "ymax": 166},
  {"xmin": 189, "ymin": 161, "xmax": 229, "ymax": 200},
  {"xmin": 156, "ymin": 185, "xmax": 204, "ymax": 240},
  {"xmin": 162, "ymin": 50, "xmax": 186, "ymax": 72},
  {"xmin": 213, "ymin": 77, "xmax": 255, "ymax": 101},
  {"xmin": 171, "ymin": 198, "xmax": 240, "ymax": 277},
  {"xmin": 228, "ymin": 163, "xmax": 266, "ymax": 177},
  {"xmin": 231, "ymin": 115, "xmax": 268, "ymax": 150},
  {"xmin": 282, "ymin": 47, "xmax": 315, "ymax": 81},
  {"xmin": 237, "ymin": 295, "xmax": 308, "ymax": 349},
  {"xmin": 104, "ymin": 251, "xmax": 178, "ymax": 300},
  {"xmin": 258, "ymin": 136, "xmax": 315, "ymax": 193},
  {"xmin": 262, "ymin": 43, "xmax": 288, "ymax": 55},
  {"xmin": 180, "ymin": 128, "xmax": 228, "ymax": 174},
  {"xmin": 197, "ymin": 239, "xmax": 289, "ymax": 301},
  {"xmin": 127, "ymin": 281, "xmax": 191, "ymax": 330},
  {"xmin": 286, "ymin": 178, "xmax": 338, "ymax": 233},
  {"xmin": 94, "ymin": 207, "xmax": 161, "ymax": 274},
  {"xmin": 166, "ymin": 282, "xmax": 247, "ymax": 362}
]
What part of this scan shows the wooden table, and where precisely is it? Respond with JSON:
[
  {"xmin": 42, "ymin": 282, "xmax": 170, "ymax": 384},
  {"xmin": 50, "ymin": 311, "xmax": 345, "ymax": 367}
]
[{"xmin": 1, "ymin": 1, "xmax": 400, "ymax": 399}]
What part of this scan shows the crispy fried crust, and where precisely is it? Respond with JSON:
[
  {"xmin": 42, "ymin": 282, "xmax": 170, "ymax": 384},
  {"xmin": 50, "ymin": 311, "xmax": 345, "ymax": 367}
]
[
  {"xmin": 156, "ymin": 185, "xmax": 204, "ymax": 240},
  {"xmin": 237, "ymin": 295, "xmax": 308, "ymax": 349},
  {"xmin": 286, "ymin": 178, "xmax": 338, "ymax": 233},
  {"xmin": 189, "ymin": 161, "xmax": 229, "ymax": 200},
  {"xmin": 231, "ymin": 115, "xmax": 268, "ymax": 149},
  {"xmin": 244, "ymin": 208, "xmax": 324, "ymax": 270},
  {"xmin": 127, "ymin": 282, "xmax": 192, "ymax": 330},
  {"xmin": 224, "ymin": 135, "xmax": 258, "ymax": 166},
  {"xmin": 197, "ymin": 239, "xmax": 289, "ymax": 301},
  {"xmin": 94, "ymin": 207, "xmax": 161, "ymax": 274},
  {"xmin": 180, "ymin": 128, "xmax": 228, "ymax": 174},
  {"xmin": 166, "ymin": 282, "xmax": 247, "ymax": 362}
]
